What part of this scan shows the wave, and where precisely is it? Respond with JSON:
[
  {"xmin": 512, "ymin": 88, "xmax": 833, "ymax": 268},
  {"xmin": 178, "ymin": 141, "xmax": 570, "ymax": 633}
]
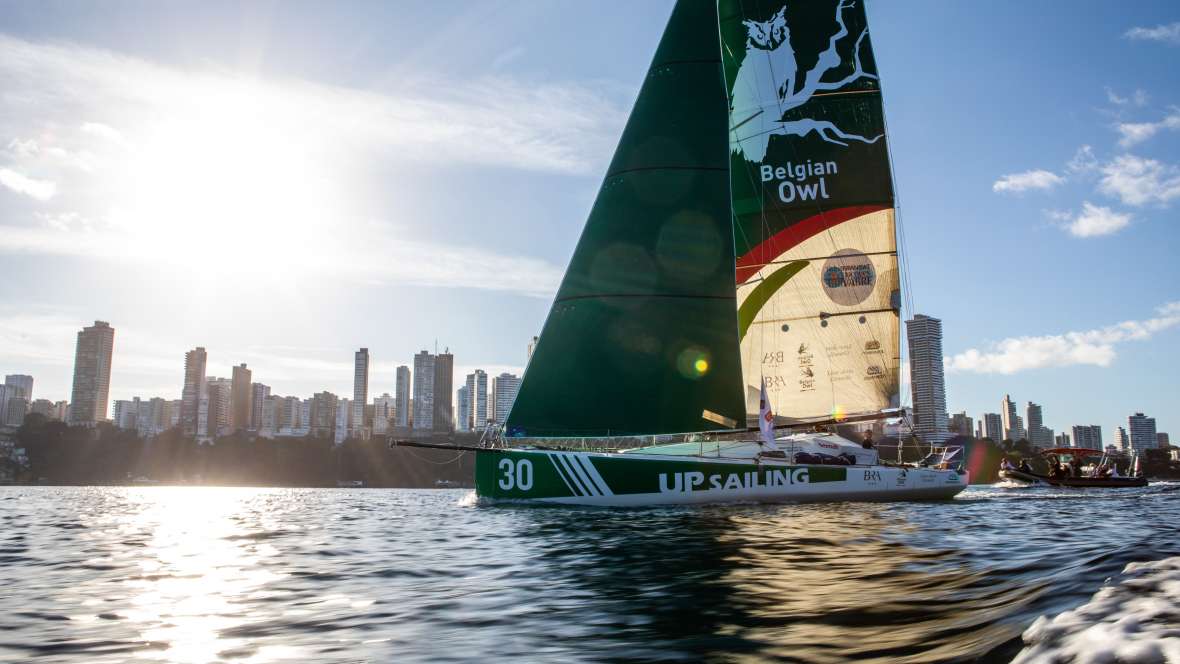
[{"xmin": 1013, "ymin": 555, "xmax": 1180, "ymax": 663}]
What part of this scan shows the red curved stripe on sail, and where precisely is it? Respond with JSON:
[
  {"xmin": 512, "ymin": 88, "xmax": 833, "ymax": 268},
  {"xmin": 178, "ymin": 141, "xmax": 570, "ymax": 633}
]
[{"xmin": 735, "ymin": 205, "xmax": 889, "ymax": 285}]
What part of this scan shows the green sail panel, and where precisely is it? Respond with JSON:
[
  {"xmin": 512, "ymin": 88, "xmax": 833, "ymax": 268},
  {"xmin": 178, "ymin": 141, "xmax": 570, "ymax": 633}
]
[
  {"xmin": 505, "ymin": 0, "xmax": 745, "ymax": 438},
  {"xmin": 718, "ymin": 0, "xmax": 901, "ymax": 423}
]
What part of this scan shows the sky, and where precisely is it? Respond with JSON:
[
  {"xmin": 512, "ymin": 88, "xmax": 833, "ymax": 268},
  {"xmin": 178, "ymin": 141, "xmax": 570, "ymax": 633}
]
[{"xmin": 0, "ymin": 1, "xmax": 1177, "ymax": 439}]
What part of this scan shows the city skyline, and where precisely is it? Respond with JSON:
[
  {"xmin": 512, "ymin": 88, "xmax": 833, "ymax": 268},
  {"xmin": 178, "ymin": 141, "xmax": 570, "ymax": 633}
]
[
  {"xmin": 0, "ymin": 2, "xmax": 1177, "ymax": 437},
  {"xmin": 0, "ymin": 315, "xmax": 1174, "ymax": 446}
]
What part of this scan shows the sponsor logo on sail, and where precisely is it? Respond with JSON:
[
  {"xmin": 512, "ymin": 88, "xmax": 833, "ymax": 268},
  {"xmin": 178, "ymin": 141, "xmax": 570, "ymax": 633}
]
[
  {"xmin": 865, "ymin": 365, "xmax": 885, "ymax": 380},
  {"xmin": 821, "ymin": 249, "xmax": 876, "ymax": 306},
  {"xmin": 864, "ymin": 340, "xmax": 882, "ymax": 353}
]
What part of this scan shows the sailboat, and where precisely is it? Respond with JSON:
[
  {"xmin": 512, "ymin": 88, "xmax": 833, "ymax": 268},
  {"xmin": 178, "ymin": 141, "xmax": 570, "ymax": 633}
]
[{"xmin": 463, "ymin": 0, "xmax": 967, "ymax": 505}]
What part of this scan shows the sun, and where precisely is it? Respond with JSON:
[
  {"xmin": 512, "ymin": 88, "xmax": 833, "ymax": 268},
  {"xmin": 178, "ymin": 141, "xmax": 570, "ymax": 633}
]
[{"xmin": 103, "ymin": 79, "xmax": 339, "ymax": 280}]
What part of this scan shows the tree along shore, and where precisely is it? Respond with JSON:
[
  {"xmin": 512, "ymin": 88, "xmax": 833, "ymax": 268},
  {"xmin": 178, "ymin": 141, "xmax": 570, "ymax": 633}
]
[{"xmin": 7, "ymin": 414, "xmax": 473, "ymax": 488}]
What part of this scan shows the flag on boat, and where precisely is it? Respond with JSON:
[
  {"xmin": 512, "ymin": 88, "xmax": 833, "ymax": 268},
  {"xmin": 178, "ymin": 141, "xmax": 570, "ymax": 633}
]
[{"xmin": 759, "ymin": 377, "xmax": 781, "ymax": 451}]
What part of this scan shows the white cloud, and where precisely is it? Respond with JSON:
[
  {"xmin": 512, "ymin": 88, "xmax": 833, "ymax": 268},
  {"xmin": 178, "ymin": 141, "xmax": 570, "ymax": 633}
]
[
  {"xmin": 5, "ymin": 138, "xmax": 39, "ymax": 158},
  {"xmin": 1066, "ymin": 145, "xmax": 1099, "ymax": 175},
  {"xmin": 1115, "ymin": 108, "xmax": 1180, "ymax": 147},
  {"xmin": 1051, "ymin": 201, "xmax": 1131, "ymax": 238},
  {"xmin": 1098, "ymin": 154, "xmax": 1180, "ymax": 206},
  {"xmin": 0, "ymin": 167, "xmax": 56, "ymax": 200},
  {"xmin": 79, "ymin": 121, "xmax": 125, "ymax": 143},
  {"xmin": 0, "ymin": 35, "xmax": 609, "ymax": 298},
  {"xmin": 1105, "ymin": 87, "xmax": 1149, "ymax": 107},
  {"xmin": 992, "ymin": 169, "xmax": 1065, "ymax": 194},
  {"xmin": 0, "ymin": 36, "xmax": 625, "ymax": 177},
  {"xmin": 0, "ymin": 222, "xmax": 564, "ymax": 297},
  {"xmin": 946, "ymin": 302, "xmax": 1180, "ymax": 375},
  {"xmin": 1124, "ymin": 22, "xmax": 1180, "ymax": 45}
]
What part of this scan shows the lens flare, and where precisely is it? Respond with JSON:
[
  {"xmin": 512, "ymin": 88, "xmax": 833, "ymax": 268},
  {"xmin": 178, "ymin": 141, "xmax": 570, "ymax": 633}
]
[
  {"xmin": 676, "ymin": 348, "xmax": 711, "ymax": 380},
  {"xmin": 831, "ymin": 405, "xmax": 847, "ymax": 422}
]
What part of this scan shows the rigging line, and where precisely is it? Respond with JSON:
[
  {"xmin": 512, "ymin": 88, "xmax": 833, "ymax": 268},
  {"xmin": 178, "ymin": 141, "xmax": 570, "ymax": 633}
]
[
  {"xmin": 873, "ymin": 42, "xmax": 914, "ymax": 412},
  {"xmin": 401, "ymin": 446, "xmax": 469, "ymax": 466}
]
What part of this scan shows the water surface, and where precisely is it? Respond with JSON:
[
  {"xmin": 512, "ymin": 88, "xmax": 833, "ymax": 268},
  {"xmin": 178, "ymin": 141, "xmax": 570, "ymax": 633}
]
[{"xmin": 1, "ymin": 484, "xmax": 1177, "ymax": 662}]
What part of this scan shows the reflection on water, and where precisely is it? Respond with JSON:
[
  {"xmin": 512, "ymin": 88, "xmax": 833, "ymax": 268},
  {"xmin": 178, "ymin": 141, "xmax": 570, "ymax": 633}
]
[
  {"xmin": 1, "ymin": 484, "xmax": 1177, "ymax": 662},
  {"xmin": 118, "ymin": 489, "xmax": 292, "ymax": 662}
]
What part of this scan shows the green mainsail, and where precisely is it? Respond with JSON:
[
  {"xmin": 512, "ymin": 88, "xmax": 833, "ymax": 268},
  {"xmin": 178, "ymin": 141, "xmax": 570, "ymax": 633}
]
[{"xmin": 506, "ymin": 0, "xmax": 900, "ymax": 438}]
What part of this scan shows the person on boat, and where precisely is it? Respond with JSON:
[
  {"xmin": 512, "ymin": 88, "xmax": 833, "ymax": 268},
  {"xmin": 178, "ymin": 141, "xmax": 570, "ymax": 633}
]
[
  {"xmin": 1047, "ymin": 459, "xmax": 1061, "ymax": 478},
  {"xmin": 1001, "ymin": 457, "xmax": 1016, "ymax": 471},
  {"xmin": 1070, "ymin": 458, "xmax": 1083, "ymax": 478},
  {"xmin": 1018, "ymin": 459, "xmax": 1033, "ymax": 474},
  {"xmin": 861, "ymin": 430, "xmax": 875, "ymax": 450}
]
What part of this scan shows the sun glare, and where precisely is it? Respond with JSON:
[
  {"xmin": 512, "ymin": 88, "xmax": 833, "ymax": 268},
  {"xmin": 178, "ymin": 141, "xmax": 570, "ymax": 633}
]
[{"xmin": 105, "ymin": 81, "xmax": 341, "ymax": 279}]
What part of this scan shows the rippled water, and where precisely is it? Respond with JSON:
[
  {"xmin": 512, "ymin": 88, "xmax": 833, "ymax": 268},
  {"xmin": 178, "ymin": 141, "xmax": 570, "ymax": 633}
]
[{"xmin": 1, "ymin": 484, "xmax": 1178, "ymax": 663}]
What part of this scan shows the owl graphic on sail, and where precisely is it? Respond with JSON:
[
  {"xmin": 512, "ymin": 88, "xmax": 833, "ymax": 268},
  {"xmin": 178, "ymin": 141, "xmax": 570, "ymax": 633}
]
[{"xmin": 729, "ymin": 0, "xmax": 883, "ymax": 163}]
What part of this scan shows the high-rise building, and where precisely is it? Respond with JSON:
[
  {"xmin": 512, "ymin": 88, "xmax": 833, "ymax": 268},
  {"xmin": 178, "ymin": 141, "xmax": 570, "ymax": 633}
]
[
  {"xmin": 277, "ymin": 396, "xmax": 306, "ymax": 435},
  {"xmin": 456, "ymin": 385, "xmax": 470, "ymax": 432},
  {"xmin": 310, "ymin": 391, "xmax": 338, "ymax": 438},
  {"xmin": 180, "ymin": 347, "xmax": 207, "ymax": 436},
  {"xmin": 1071, "ymin": 425, "xmax": 1103, "ymax": 449},
  {"xmin": 1, "ymin": 375, "xmax": 34, "ymax": 427},
  {"xmin": 335, "ymin": 398, "xmax": 351, "ymax": 444},
  {"xmin": 395, "ymin": 366, "xmax": 411, "ymax": 427},
  {"xmin": 28, "ymin": 399, "xmax": 57, "ymax": 420},
  {"xmin": 905, "ymin": 315, "xmax": 950, "ymax": 443},
  {"xmin": 250, "ymin": 383, "xmax": 271, "ymax": 431},
  {"xmin": 413, "ymin": 351, "xmax": 435, "ymax": 431},
  {"xmin": 1054, "ymin": 432, "xmax": 1071, "ymax": 447},
  {"xmin": 3, "ymin": 393, "xmax": 29, "ymax": 427},
  {"xmin": 949, "ymin": 412, "xmax": 974, "ymax": 438},
  {"xmin": 1114, "ymin": 426, "xmax": 1129, "ymax": 450},
  {"xmin": 491, "ymin": 372, "xmax": 522, "ymax": 425},
  {"xmin": 68, "ymin": 321, "xmax": 115, "ymax": 425},
  {"xmin": 113, "ymin": 398, "xmax": 139, "ymax": 430},
  {"xmin": 433, "ymin": 350, "xmax": 454, "ymax": 432},
  {"xmin": 1025, "ymin": 401, "xmax": 1050, "ymax": 447},
  {"xmin": 372, "ymin": 393, "xmax": 395, "ymax": 434},
  {"xmin": 205, "ymin": 377, "xmax": 233, "ymax": 438},
  {"xmin": 230, "ymin": 363, "xmax": 252, "ymax": 432},
  {"xmin": 4, "ymin": 375, "xmax": 33, "ymax": 400},
  {"xmin": 527, "ymin": 335, "xmax": 539, "ymax": 363},
  {"xmin": 1127, "ymin": 412, "xmax": 1157, "ymax": 454},
  {"xmin": 981, "ymin": 413, "xmax": 1004, "ymax": 442},
  {"xmin": 258, "ymin": 396, "xmax": 279, "ymax": 438},
  {"xmin": 1159, "ymin": 432, "xmax": 1171, "ymax": 448},
  {"xmin": 1000, "ymin": 394, "xmax": 1023, "ymax": 441},
  {"xmin": 353, "ymin": 348, "xmax": 369, "ymax": 436},
  {"xmin": 465, "ymin": 370, "xmax": 488, "ymax": 432}
]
